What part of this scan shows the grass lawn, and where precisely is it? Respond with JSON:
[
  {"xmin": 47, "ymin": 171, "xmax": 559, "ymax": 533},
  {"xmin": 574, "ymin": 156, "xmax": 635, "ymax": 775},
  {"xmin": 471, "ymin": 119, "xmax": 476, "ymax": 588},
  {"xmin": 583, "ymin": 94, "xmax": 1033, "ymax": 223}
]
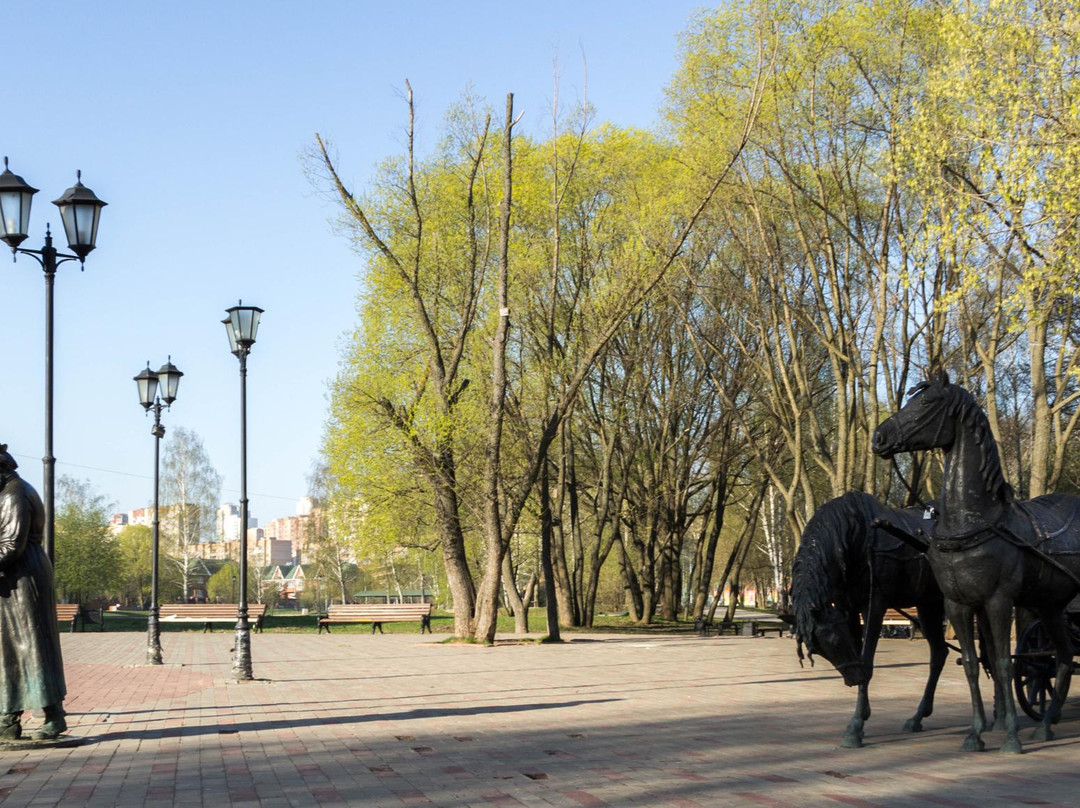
[{"xmin": 88, "ymin": 607, "xmax": 782, "ymax": 636}]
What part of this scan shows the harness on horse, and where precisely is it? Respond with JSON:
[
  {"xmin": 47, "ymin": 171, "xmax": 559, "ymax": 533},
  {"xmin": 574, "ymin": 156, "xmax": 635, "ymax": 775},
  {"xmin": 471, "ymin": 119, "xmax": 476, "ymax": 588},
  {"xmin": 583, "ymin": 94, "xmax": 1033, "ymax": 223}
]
[
  {"xmin": 930, "ymin": 504, "xmax": 1080, "ymax": 593},
  {"xmin": 877, "ymin": 505, "xmax": 1080, "ymax": 591},
  {"xmin": 932, "ymin": 524, "xmax": 998, "ymax": 553}
]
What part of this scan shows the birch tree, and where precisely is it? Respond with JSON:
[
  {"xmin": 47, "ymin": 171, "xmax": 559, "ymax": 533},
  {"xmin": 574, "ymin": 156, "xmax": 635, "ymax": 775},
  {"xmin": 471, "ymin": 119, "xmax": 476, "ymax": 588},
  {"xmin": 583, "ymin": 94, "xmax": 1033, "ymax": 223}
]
[{"xmin": 160, "ymin": 427, "xmax": 222, "ymax": 601}]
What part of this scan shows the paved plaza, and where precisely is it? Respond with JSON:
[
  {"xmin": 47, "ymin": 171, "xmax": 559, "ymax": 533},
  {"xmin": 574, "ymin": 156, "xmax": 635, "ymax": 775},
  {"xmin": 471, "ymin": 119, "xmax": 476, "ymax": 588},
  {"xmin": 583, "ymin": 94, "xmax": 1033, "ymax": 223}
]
[{"xmin": 0, "ymin": 630, "xmax": 1078, "ymax": 807}]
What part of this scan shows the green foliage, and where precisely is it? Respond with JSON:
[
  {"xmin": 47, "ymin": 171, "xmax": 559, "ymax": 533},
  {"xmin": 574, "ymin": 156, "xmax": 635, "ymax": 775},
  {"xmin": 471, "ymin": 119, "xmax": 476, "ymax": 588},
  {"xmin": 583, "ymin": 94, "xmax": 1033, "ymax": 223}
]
[
  {"xmin": 207, "ymin": 560, "xmax": 239, "ymax": 603},
  {"xmin": 115, "ymin": 524, "xmax": 152, "ymax": 607},
  {"xmin": 313, "ymin": 1, "xmax": 1080, "ymax": 628},
  {"xmin": 54, "ymin": 476, "xmax": 121, "ymax": 604}
]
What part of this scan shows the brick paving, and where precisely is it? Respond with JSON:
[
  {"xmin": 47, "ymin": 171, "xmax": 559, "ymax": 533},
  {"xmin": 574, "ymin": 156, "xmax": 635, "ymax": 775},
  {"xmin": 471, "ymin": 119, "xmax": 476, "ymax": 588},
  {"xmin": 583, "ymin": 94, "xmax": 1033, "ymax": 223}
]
[{"xmin": 0, "ymin": 631, "xmax": 1077, "ymax": 806}]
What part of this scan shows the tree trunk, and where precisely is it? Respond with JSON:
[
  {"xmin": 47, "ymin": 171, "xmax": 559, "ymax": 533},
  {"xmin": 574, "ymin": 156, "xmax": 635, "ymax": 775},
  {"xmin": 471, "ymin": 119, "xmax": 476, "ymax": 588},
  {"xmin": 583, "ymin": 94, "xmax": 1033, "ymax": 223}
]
[
  {"xmin": 690, "ymin": 472, "xmax": 727, "ymax": 620},
  {"xmin": 540, "ymin": 459, "xmax": 562, "ymax": 641},
  {"xmin": 617, "ymin": 535, "xmax": 643, "ymax": 622},
  {"xmin": 551, "ymin": 444, "xmax": 578, "ymax": 626},
  {"xmin": 502, "ymin": 547, "xmax": 529, "ymax": 634},
  {"xmin": 472, "ymin": 93, "xmax": 516, "ymax": 644}
]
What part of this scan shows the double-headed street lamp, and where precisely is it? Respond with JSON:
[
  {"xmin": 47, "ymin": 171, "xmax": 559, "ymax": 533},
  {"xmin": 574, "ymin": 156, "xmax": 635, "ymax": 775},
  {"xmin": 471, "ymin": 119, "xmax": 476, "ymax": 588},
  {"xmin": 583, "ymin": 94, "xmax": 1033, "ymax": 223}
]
[
  {"xmin": 223, "ymin": 301, "xmax": 263, "ymax": 681},
  {"xmin": 134, "ymin": 359, "xmax": 183, "ymax": 666},
  {"xmin": 0, "ymin": 158, "xmax": 106, "ymax": 562}
]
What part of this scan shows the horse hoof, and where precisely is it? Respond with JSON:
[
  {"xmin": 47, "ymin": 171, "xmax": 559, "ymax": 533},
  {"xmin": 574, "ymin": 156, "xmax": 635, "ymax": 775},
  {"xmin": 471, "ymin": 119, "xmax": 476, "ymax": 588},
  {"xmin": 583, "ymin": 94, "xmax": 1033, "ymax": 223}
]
[
  {"xmin": 961, "ymin": 736, "xmax": 986, "ymax": 752},
  {"xmin": 902, "ymin": 719, "xmax": 923, "ymax": 733},
  {"xmin": 1000, "ymin": 737, "xmax": 1023, "ymax": 754},
  {"xmin": 1033, "ymin": 726, "xmax": 1053, "ymax": 743},
  {"xmin": 840, "ymin": 734, "xmax": 864, "ymax": 749}
]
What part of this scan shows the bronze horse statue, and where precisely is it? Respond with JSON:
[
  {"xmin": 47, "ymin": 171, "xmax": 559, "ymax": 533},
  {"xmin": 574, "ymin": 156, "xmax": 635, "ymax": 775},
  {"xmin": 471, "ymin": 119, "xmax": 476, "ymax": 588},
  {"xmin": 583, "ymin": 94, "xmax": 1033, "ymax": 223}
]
[
  {"xmin": 791, "ymin": 491, "xmax": 947, "ymax": 748},
  {"xmin": 873, "ymin": 375, "xmax": 1080, "ymax": 753}
]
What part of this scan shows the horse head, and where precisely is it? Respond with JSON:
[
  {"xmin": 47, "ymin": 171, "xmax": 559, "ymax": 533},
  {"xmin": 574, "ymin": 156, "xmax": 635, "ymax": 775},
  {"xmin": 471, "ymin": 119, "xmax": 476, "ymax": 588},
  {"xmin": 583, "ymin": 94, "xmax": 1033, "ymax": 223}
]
[
  {"xmin": 872, "ymin": 374, "xmax": 1014, "ymax": 508},
  {"xmin": 791, "ymin": 498, "xmax": 871, "ymax": 688},
  {"xmin": 798, "ymin": 602, "xmax": 866, "ymax": 687},
  {"xmin": 872, "ymin": 373, "xmax": 956, "ymax": 458}
]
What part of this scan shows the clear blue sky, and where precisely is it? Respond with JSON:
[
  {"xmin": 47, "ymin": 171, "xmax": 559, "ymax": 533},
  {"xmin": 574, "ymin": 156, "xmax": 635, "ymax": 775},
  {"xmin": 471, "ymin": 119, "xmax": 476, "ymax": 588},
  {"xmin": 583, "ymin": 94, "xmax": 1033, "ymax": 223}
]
[{"xmin": 2, "ymin": 1, "xmax": 704, "ymax": 524}]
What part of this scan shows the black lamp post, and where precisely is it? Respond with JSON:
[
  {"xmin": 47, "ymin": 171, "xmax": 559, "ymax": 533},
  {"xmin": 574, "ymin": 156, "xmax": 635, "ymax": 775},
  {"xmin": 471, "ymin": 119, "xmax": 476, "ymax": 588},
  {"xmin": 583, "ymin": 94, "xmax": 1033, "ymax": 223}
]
[
  {"xmin": 134, "ymin": 358, "xmax": 183, "ymax": 666},
  {"xmin": 223, "ymin": 300, "xmax": 263, "ymax": 681},
  {"xmin": 0, "ymin": 158, "xmax": 106, "ymax": 563}
]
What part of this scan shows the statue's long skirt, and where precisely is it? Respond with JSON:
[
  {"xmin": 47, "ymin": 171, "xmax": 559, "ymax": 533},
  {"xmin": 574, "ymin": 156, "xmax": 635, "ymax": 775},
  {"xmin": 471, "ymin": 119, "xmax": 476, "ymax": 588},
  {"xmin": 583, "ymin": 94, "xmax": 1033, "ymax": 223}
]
[{"xmin": 0, "ymin": 542, "xmax": 66, "ymax": 712}]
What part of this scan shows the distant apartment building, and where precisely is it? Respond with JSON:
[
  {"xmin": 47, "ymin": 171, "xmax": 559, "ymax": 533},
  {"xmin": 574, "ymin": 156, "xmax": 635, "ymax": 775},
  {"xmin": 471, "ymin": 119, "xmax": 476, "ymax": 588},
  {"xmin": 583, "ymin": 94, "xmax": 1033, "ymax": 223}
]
[
  {"xmin": 193, "ymin": 528, "xmax": 294, "ymax": 568},
  {"xmin": 216, "ymin": 502, "xmax": 258, "ymax": 543},
  {"xmin": 117, "ymin": 498, "xmax": 331, "ymax": 572},
  {"xmin": 109, "ymin": 504, "xmax": 179, "ymax": 533},
  {"xmin": 249, "ymin": 497, "xmax": 322, "ymax": 564}
]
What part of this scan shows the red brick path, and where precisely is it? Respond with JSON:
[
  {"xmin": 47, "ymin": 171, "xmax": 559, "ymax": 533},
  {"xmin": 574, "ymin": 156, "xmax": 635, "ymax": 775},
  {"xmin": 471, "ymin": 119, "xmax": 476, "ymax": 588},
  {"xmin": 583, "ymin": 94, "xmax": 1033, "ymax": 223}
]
[{"xmin": 0, "ymin": 631, "xmax": 1076, "ymax": 806}]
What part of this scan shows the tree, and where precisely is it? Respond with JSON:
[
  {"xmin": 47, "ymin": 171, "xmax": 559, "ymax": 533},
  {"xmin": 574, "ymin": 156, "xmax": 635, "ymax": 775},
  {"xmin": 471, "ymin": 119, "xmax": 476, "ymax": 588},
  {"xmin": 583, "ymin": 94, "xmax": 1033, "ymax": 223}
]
[
  {"xmin": 311, "ymin": 2, "xmax": 1080, "ymax": 641},
  {"xmin": 316, "ymin": 54, "xmax": 764, "ymax": 641},
  {"xmin": 898, "ymin": 0, "xmax": 1080, "ymax": 498},
  {"xmin": 115, "ymin": 524, "xmax": 153, "ymax": 607},
  {"xmin": 314, "ymin": 85, "xmax": 493, "ymax": 636},
  {"xmin": 665, "ymin": 0, "xmax": 945, "ymax": 542},
  {"xmin": 207, "ymin": 561, "xmax": 239, "ymax": 603},
  {"xmin": 160, "ymin": 427, "xmax": 222, "ymax": 600},
  {"xmin": 54, "ymin": 476, "xmax": 121, "ymax": 604}
]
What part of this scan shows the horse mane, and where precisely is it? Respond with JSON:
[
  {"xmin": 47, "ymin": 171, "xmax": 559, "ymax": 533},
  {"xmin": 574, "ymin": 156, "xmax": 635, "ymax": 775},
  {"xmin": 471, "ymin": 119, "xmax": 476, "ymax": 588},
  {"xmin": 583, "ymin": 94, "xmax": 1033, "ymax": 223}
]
[
  {"xmin": 928, "ymin": 380, "xmax": 1015, "ymax": 505},
  {"xmin": 790, "ymin": 492, "xmax": 874, "ymax": 662}
]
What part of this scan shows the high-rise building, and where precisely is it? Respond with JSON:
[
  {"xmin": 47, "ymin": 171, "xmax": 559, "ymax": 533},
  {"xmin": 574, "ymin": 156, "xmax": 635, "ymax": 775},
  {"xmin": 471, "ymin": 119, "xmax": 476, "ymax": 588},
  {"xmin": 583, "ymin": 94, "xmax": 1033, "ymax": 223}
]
[
  {"xmin": 217, "ymin": 502, "xmax": 258, "ymax": 543},
  {"xmin": 261, "ymin": 498, "xmax": 324, "ymax": 564}
]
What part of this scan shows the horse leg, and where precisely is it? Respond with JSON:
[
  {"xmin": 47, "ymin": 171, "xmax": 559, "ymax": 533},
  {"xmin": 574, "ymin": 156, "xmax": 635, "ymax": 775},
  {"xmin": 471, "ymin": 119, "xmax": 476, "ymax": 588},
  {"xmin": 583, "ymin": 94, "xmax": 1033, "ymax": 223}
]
[
  {"xmin": 946, "ymin": 601, "xmax": 987, "ymax": 752},
  {"xmin": 1032, "ymin": 609, "xmax": 1074, "ymax": 743},
  {"xmin": 905, "ymin": 599, "xmax": 947, "ymax": 733},
  {"xmin": 843, "ymin": 683, "xmax": 870, "ymax": 749},
  {"xmin": 982, "ymin": 597, "xmax": 1022, "ymax": 754},
  {"xmin": 975, "ymin": 619, "xmax": 1007, "ymax": 731},
  {"xmin": 842, "ymin": 605, "xmax": 883, "ymax": 748}
]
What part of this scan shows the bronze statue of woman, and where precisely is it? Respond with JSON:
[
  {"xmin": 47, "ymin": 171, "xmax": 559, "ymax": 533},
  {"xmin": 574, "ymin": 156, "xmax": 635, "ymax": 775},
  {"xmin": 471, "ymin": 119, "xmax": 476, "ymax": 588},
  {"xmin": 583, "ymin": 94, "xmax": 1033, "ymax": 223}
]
[{"xmin": 0, "ymin": 444, "xmax": 67, "ymax": 741}]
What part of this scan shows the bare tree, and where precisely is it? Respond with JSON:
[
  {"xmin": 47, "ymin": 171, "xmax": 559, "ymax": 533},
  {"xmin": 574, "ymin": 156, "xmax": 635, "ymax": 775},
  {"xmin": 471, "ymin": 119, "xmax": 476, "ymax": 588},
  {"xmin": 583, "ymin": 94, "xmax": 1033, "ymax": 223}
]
[{"xmin": 160, "ymin": 427, "xmax": 222, "ymax": 602}]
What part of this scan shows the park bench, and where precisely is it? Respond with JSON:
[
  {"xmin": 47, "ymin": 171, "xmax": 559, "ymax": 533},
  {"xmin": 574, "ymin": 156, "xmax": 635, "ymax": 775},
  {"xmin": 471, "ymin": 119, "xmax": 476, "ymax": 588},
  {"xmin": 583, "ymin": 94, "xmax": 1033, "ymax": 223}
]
[
  {"xmin": 752, "ymin": 621, "xmax": 789, "ymax": 638},
  {"xmin": 158, "ymin": 603, "xmax": 267, "ymax": 633},
  {"xmin": 317, "ymin": 603, "xmax": 432, "ymax": 634},
  {"xmin": 56, "ymin": 604, "xmax": 81, "ymax": 633},
  {"xmin": 881, "ymin": 608, "xmax": 921, "ymax": 639},
  {"xmin": 55, "ymin": 604, "xmax": 103, "ymax": 633},
  {"xmin": 695, "ymin": 617, "xmax": 789, "ymax": 637}
]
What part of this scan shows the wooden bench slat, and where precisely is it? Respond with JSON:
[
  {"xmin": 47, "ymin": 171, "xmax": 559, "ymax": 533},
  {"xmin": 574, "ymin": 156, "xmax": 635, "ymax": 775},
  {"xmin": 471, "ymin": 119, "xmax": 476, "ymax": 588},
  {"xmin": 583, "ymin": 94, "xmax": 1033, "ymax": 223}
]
[{"xmin": 158, "ymin": 604, "xmax": 267, "ymax": 632}]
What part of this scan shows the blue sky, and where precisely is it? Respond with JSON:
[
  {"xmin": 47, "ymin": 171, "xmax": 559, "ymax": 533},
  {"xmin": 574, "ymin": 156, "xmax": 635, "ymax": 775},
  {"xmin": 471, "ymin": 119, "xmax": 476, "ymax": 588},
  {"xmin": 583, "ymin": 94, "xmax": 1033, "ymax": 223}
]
[{"xmin": 2, "ymin": 1, "xmax": 705, "ymax": 524}]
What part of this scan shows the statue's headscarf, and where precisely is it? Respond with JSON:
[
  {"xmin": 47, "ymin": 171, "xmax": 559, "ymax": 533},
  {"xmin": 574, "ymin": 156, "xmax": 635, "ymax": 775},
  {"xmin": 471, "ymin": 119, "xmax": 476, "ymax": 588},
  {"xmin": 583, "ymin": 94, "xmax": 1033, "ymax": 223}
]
[{"xmin": 0, "ymin": 444, "xmax": 17, "ymax": 474}]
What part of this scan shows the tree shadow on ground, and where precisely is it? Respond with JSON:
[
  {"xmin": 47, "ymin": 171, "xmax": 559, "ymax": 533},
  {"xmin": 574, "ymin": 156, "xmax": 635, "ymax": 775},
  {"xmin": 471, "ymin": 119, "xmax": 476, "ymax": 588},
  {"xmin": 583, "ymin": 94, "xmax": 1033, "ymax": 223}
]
[{"xmin": 91, "ymin": 698, "xmax": 623, "ymax": 742}]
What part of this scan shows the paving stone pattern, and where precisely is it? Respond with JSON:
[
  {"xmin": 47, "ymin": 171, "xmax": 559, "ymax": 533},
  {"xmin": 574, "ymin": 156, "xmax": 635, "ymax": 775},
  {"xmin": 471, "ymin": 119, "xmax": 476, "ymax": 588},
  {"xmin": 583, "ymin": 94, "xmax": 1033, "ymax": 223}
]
[{"xmin": 0, "ymin": 631, "xmax": 1077, "ymax": 806}]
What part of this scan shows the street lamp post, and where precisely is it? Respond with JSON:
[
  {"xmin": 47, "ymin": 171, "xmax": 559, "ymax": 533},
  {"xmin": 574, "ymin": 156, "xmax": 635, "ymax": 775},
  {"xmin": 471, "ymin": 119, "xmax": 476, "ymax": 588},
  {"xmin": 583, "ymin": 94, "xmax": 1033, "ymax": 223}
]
[
  {"xmin": 134, "ymin": 359, "xmax": 183, "ymax": 666},
  {"xmin": 223, "ymin": 301, "xmax": 263, "ymax": 681},
  {"xmin": 0, "ymin": 158, "xmax": 106, "ymax": 562}
]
